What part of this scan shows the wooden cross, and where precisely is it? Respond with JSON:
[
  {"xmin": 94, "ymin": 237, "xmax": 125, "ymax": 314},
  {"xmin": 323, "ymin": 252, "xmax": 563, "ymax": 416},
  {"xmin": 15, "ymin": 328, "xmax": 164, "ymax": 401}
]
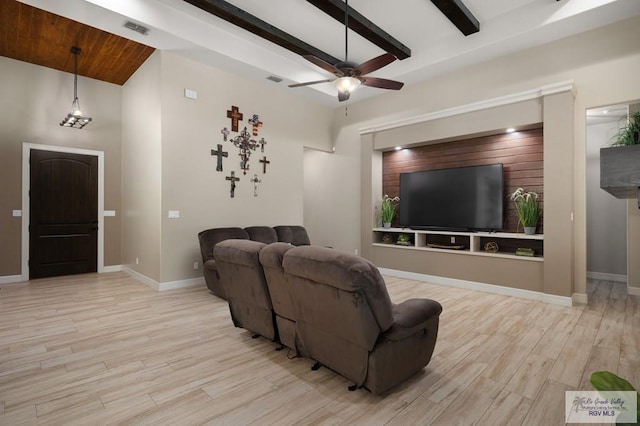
[
  {"xmin": 226, "ymin": 106, "xmax": 243, "ymax": 132},
  {"xmin": 250, "ymin": 174, "xmax": 261, "ymax": 197},
  {"xmin": 220, "ymin": 127, "xmax": 230, "ymax": 141},
  {"xmin": 259, "ymin": 137, "xmax": 267, "ymax": 153},
  {"xmin": 259, "ymin": 156, "xmax": 270, "ymax": 174},
  {"xmin": 211, "ymin": 144, "xmax": 228, "ymax": 172},
  {"xmin": 248, "ymin": 114, "xmax": 263, "ymax": 136},
  {"xmin": 225, "ymin": 171, "xmax": 240, "ymax": 198}
]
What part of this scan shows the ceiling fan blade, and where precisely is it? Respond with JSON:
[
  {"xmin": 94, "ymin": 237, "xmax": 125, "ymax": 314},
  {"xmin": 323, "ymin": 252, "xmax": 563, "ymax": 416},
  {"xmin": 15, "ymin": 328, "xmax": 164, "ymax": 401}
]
[
  {"xmin": 360, "ymin": 77, "xmax": 404, "ymax": 90},
  {"xmin": 338, "ymin": 91, "xmax": 350, "ymax": 102},
  {"xmin": 354, "ymin": 53, "xmax": 397, "ymax": 75},
  {"xmin": 302, "ymin": 55, "xmax": 343, "ymax": 76},
  {"xmin": 288, "ymin": 79, "xmax": 333, "ymax": 88}
]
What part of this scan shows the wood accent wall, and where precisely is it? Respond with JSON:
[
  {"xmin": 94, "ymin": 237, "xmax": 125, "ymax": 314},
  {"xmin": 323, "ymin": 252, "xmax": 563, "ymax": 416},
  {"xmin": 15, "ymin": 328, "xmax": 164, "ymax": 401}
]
[{"xmin": 382, "ymin": 127, "xmax": 544, "ymax": 232}]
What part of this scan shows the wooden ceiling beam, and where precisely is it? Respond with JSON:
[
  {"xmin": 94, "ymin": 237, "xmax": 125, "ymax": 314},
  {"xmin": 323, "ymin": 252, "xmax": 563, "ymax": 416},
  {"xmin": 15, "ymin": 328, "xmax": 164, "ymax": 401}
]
[
  {"xmin": 430, "ymin": 0, "xmax": 480, "ymax": 36},
  {"xmin": 306, "ymin": 0, "xmax": 411, "ymax": 60},
  {"xmin": 183, "ymin": 0, "xmax": 341, "ymax": 65}
]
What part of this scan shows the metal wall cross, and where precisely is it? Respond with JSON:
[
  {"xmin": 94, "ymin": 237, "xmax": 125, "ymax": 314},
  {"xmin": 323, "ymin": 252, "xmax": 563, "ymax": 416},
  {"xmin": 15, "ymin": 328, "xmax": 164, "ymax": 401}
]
[
  {"xmin": 225, "ymin": 171, "xmax": 240, "ymax": 198},
  {"xmin": 260, "ymin": 156, "xmax": 270, "ymax": 174},
  {"xmin": 250, "ymin": 174, "xmax": 261, "ymax": 197},
  {"xmin": 211, "ymin": 144, "xmax": 228, "ymax": 172}
]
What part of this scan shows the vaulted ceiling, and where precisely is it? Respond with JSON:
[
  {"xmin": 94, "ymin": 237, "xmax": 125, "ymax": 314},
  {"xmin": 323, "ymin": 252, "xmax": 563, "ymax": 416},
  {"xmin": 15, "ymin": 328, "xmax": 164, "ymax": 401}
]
[{"xmin": 5, "ymin": 0, "xmax": 640, "ymax": 105}]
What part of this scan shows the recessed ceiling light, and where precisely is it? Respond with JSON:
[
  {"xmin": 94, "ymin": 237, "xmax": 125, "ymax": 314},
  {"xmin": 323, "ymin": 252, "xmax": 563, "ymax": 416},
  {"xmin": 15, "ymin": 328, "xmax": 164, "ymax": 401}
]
[
  {"xmin": 602, "ymin": 110, "xmax": 609, "ymax": 114},
  {"xmin": 395, "ymin": 146, "xmax": 402, "ymax": 150},
  {"xmin": 506, "ymin": 128, "xmax": 516, "ymax": 133}
]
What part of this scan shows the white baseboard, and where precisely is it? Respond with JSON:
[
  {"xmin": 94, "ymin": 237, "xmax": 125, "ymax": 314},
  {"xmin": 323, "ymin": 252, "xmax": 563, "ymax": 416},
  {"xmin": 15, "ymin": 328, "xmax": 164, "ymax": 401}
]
[
  {"xmin": 379, "ymin": 268, "xmax": 573, "ymax": 307},
  {"xmin": 0, "ymin": 275, "xmax": 24, "ymax": 284},
  {"xmin": 572, "ymin": 293, "xmax": 588, "ymax": 305},
  {"xmin": 123, "ymin": 267, "xmax": 204, "ymax": 291},
  {"xmin": 587, "ymin": 271, "xmax": 627, "ymax": 283},
  {"xmin": 628, "ymin": 286, "xmax": 640, "ymax": 296},
  {"xmin": 102, "ymin": 265, "xmax": 123, "ymax": 273}
]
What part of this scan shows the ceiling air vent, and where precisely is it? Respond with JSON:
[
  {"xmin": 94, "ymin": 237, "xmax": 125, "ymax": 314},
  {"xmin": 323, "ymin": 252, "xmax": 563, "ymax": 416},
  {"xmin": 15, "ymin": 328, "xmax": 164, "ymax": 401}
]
[
  {"xmin": 124, "ymin": 21, "xmax": 149, "ymax": 36},
  {"xmin": 266, "ymin": 75, "xmax": 283, "ymax": 83}
]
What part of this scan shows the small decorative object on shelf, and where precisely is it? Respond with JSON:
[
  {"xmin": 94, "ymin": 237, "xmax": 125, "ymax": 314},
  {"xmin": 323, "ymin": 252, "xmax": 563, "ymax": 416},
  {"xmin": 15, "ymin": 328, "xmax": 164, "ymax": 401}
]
[
  {"xmin": 382, "ymin": 234, "xmax": 394, "ymax": 244},
  {"xmin": 397, "ymin": 233, "xmax": 411, "ymax": 245},
  {"xmin": 510, "ymin": 187, "xmax": 541, "ymax": 235},
  {"xmin": 484, "ymin": 241, "xmax": 499, "ymax": 253},
  {"xmin": 381, "ymin": 194, "xmax": 400, "ymax": 228},
  {"xmin": 515, "ymin": 247, "xmax": 535, "ymax": 257}
]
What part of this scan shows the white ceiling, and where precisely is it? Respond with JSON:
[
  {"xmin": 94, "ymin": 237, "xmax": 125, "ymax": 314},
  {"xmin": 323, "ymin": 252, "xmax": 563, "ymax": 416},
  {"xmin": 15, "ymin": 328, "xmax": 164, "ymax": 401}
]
[{"xmin": 18, "ymin": 0, "xmax": 640, "ymax": 107}]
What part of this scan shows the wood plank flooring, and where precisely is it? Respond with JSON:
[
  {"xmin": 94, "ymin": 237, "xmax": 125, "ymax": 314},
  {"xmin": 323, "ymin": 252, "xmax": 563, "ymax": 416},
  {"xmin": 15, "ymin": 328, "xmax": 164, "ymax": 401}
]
[{"xmin": 0, "ymin": 273, "xmax": 637, "ymax": 425}]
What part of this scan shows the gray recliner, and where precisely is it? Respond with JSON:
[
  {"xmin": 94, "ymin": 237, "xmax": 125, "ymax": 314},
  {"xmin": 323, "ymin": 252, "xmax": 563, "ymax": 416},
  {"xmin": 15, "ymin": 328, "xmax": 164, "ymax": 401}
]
[
  {"xmin": 214, "ymin": 239, "xmax": 277, "ymax": 341},
  {"xmin": 259, "ymin": 242, "xmax": 299, "ymax": 353},
  {"xmin": 198, "ymin": 227, "xmax": 249, "ymax": 298},
  {"xmin": 282, "ymin": 245, "xmax": 442, "ymax": 394}
]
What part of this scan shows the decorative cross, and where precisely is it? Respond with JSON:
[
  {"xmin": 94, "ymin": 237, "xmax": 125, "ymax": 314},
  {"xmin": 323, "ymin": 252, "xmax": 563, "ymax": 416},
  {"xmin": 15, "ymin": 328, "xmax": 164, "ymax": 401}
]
[
  {"xmin": 250, "ymin": 174, "xmax": 261, "ymax": 197},
  {"xmin": 248, "ymin": 114, "xmax": 263, "ymax": 136},
  {"xmin": 260, "ymin": 156, "xmax": 270, "ymax": 174},
  {"xmin": 211, "ymin": 144, "xmax": 228, "ymax": 172},
  {"xmin": 226, "ymin": 106, "xmax": 243, "ymax": 132},
  {"xmin": 259, "ymin": 137, "xmax": 267, "ymax": 153},
  {"xmin": 225, "ymin": 171, "xmax": 240, "ymax": 198},
  {"xmin": 220, "ymin": 127, "xmax": 230, "ymax": 141}
]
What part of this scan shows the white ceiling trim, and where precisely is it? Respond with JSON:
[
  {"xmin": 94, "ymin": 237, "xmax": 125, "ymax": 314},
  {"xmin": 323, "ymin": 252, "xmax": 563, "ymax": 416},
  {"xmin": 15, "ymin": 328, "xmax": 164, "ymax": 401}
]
[{"xmin": 359, "ymin": 80, "xmax": 575, "ymax": 135}]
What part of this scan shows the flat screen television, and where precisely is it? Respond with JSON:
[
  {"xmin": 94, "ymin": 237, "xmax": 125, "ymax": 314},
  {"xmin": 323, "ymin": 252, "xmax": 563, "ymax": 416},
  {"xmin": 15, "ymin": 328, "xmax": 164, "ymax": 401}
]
[{"xmin": 399, "ymin": 163, "xmax": 504, "ymax": 231}]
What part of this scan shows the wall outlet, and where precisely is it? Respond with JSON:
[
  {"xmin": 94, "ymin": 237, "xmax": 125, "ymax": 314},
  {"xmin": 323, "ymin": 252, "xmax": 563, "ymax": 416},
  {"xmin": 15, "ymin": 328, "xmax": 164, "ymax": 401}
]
[
  {"xmin": 354, "ymin": 249, "xmax": 359, "ymax": 255},
  {"xmin": 135, "ymin": 257, "xmax": 139, "ymax": 265},
  {"xmin": 450, "ymin": 236, "xmax": 456, "ymax": 244},
  {"xmin": 193, "ymin": 261, "xmax": 199, "ymax": 270}
]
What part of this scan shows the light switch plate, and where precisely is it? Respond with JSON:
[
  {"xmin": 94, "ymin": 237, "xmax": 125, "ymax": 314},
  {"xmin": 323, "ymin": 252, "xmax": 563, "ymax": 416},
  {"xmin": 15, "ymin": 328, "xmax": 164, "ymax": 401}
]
[
  {"xmin": 184, "ymin": 89, "xmax": 198, "ymax": 100},
  {"xmin": 168, "ymin": 210, "xmax": 180, "ymax": 219},
  {"xmin": 104, "ymin": 210, "xmax": 116, "ymax": 217},
  {"xmin": 12, "ymin": 210, "xmax": 22, "ymax": 217}
]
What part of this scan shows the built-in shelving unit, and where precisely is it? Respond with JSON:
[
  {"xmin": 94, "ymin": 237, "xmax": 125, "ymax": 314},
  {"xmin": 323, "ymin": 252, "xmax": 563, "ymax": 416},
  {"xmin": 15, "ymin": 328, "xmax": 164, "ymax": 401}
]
[{"xmin": 372, "ymin": 228, "xmax": 544, "ymax": 261}]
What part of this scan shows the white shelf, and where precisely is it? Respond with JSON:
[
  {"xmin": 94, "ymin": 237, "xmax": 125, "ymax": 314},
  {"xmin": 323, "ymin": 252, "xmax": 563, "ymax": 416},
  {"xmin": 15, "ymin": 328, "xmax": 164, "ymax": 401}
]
[{"xmin": 372, "ymin": 228, "xmax": 544, "ymax": 261}]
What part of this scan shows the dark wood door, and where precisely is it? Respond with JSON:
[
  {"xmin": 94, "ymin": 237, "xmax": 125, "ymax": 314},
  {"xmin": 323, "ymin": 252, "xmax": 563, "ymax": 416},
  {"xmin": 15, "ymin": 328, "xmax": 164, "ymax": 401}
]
[{"xmin": 29, "ymin": 149, "xmax": 98, "ymax": 279}]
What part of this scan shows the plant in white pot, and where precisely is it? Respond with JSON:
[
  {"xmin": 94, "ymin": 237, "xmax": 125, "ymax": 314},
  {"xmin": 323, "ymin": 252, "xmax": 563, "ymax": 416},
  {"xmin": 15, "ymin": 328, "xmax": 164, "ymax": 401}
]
[
  {"xmin": 510, "ymin": 187, "xmax": 541, "ymax": 235},
  {"xmin": 381, "ymin": 195, "xmax": 400, "ymax": 228}
]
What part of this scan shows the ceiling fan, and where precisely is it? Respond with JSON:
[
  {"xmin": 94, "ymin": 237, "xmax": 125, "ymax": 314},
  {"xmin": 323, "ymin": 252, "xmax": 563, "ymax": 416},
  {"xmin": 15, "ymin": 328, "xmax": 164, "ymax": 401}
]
[{"xmin": 289, "ymin": 0, "xmax": 404, "ymax": 102}]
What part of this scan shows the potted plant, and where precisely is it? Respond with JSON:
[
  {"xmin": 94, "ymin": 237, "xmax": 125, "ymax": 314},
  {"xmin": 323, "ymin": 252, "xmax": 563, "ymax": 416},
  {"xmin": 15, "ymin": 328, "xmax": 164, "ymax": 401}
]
[
  {"xmin": 611, "ymin": 111, "xmax": 640, "ymax": 146},
  {"xmin": 510, "ymin": 187, "xmax": 541, "ymax": 235},
  {"xmin": 589, "ymin": 371, "xmax": 639, "ymax": 424},
  {"xmin": 601, "ymin": 111, "xmax": 640, "ymax": 200},
  {"xmin": 380, "ymin": 194, "xmax": 400, "ymax": 228}
]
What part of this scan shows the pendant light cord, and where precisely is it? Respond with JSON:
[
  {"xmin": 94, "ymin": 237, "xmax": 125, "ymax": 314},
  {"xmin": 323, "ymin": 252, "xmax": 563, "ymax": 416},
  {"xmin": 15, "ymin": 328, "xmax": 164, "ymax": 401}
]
[{"xmin": 73, "ymin": 49, "xmax": 78, "ymax": 101}]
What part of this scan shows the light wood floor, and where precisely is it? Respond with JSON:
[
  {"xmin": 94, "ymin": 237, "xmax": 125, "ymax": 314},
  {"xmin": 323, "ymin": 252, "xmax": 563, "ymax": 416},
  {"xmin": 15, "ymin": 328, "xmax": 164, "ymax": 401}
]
[{"xmin": 0, "ymin": 273, "xmax": 638, "ymax": 425}]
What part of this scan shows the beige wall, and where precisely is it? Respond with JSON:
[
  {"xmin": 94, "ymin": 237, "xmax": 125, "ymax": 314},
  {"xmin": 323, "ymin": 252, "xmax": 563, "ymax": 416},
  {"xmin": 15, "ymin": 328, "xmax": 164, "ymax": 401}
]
[
  {"xmin": 307, "ymin": 15, "xmax": 640, "ymax": 297},
  {"xmin": 121, "ymin": 51, "xmax": 163, "ymax": 281},
  {"xmin": 0, "ymin": 56, "xmax": 122, "ymax": 277},
  {"xmin": 137, "ymin": 52, "xmax": 333, "ymax": 283}
]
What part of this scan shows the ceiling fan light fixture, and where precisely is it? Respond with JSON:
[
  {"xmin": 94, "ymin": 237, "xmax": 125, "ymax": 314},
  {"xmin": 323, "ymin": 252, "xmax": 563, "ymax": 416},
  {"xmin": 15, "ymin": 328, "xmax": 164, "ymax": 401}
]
[
  {"xmin": 333, "ymin": 76, "xmax": 361, "ymax": 93},
  {"xmin": 60, "ymin": 46, "xmax": 92, "ymax": 129}
]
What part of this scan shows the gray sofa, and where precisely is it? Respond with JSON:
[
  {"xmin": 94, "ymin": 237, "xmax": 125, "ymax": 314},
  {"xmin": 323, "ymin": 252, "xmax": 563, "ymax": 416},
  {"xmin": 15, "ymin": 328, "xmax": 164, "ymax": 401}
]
[
  {"xmin": 213, "ymin": 240, "xmax": 442, "ymax": 395},
  {"xmin": 197, "ymin": 225, "xmax": 310, "ymax": 299}
]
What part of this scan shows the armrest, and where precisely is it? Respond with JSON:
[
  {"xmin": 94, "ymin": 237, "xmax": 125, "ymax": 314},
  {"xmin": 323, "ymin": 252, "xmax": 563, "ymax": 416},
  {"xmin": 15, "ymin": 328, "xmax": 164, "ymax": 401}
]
[{"xmin": 383, "ymin": 298, "xmax": 442, "ymax": 341}]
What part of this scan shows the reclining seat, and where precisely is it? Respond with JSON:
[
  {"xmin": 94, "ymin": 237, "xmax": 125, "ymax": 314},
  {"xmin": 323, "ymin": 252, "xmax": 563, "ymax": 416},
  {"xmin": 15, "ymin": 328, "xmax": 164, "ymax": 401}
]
[
  {"xmin": 274, "ymin": 225, "xmax": 311, "ymax": 246},
  {"xmin": 245, "ymin": 226, "xmax": 278, "ymax": 244},
  {"xmin": 282, "ymin": 246, "xmax": 442, "ymax": 394},
  {"xmin": 214, "ymin": 239, "xmax": 277, "ymax": 341},
  {"xmin": 259, "ymin": 243, "xmax": 299, "ymax": 353},
  {"xmin": 198, "ymin": 227, "xmax": 249, "ymax": 299}
]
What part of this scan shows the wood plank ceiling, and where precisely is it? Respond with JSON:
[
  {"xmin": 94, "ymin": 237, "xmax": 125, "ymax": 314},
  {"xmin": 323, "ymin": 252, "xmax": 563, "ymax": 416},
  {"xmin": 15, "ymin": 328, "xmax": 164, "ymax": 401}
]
[{"xmin": 0, "ymin": 0, "xmax": 155, "ymax": 85}]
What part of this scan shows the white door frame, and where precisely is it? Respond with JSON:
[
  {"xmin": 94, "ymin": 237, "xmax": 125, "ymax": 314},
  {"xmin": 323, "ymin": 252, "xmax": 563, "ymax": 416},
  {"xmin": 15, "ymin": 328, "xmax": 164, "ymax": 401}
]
[{"xmin": 21, "ymin": 143, "xmax": 105, "ymax": 281}]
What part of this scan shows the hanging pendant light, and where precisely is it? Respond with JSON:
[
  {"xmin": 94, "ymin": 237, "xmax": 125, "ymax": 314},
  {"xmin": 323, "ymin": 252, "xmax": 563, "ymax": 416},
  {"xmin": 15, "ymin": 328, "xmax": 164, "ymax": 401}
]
[{"xmin": 60, "ymin": 46, "xmax": 92, "ymax": 129}]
